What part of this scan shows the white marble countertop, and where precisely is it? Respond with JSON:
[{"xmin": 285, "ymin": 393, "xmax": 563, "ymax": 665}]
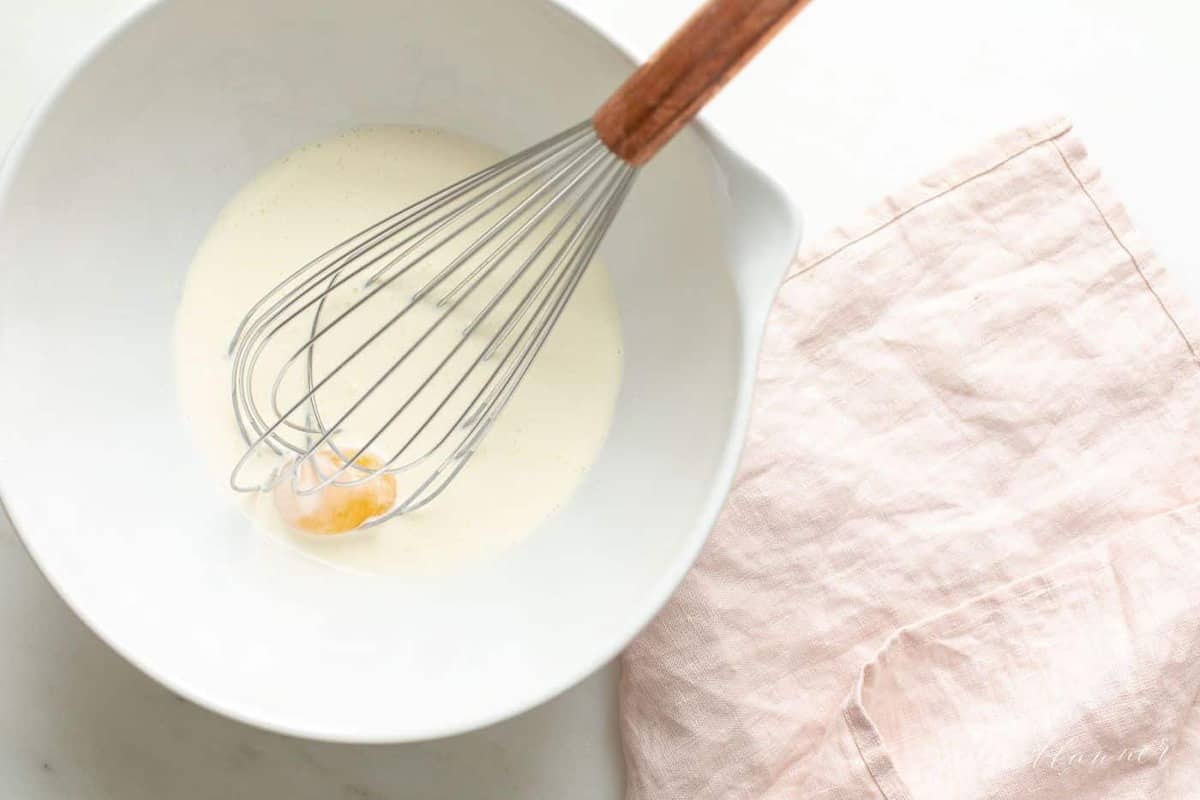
[{"xmin": 1, "ymin": 0, "xmax": 1197, "ymax": 796}]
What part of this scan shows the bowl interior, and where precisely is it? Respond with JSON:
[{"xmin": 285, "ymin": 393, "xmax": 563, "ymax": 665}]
[{"xmin": 0, "ymin": 0, "xmax": 793, "ymax": 739}]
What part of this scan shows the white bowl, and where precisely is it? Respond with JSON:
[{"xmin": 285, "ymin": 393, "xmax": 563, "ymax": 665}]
[{"xmin": 0, "ymin": 0, "xmax": 800, "ymax": 741}]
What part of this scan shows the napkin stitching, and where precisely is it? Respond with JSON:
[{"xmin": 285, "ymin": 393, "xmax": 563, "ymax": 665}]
[
  {"xmin": 786, "ymin": 125, "xmax": 1073, "ymax": 282},
  {"xmin": 842, "ymin": 701, "xmax": 913, "ymax": 800},
  {"xmin": 1049, "ymin": 138, "xmax": 1200, "ymax": 366}
]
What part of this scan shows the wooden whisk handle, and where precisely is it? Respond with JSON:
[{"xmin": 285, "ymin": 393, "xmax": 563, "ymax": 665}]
[{"xmin": 592, "ymin": 0, "xmax": 811, "ymax": 165}]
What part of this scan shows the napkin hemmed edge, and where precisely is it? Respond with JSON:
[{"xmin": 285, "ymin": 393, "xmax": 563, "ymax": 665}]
[{"xmin": 789, "ymin": 115, "xmax": 1200, "ymax": 370}]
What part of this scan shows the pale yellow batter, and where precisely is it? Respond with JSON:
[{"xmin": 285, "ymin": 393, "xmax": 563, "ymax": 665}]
[{"xmin": 174, "ymin": 126, "xmax": 623, "ymax": 574}]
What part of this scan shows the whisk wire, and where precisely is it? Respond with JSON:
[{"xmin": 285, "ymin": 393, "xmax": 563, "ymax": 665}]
[
  {"xmin": 229, "ymin": 122, "xmax": 635, "ymax": 519},
  {"xmin": 255, "ymin": 143, "xmax": 611, "ymax": 486},
  {"xmin": 229, "ymin": 126, "xmax": 597, "ymax": 476}
]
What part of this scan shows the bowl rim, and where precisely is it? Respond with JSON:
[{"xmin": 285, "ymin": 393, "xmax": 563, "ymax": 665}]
[{"xmin": 0, "ymin": 0, "xmax": 801, "ymax": 742}]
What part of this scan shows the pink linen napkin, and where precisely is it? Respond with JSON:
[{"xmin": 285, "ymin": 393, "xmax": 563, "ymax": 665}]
[{"xmin": 620, "ymin": 118, "xmax": 1200, "ymax": 799}]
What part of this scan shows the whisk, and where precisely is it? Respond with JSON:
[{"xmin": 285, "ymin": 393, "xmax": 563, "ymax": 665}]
[{"xmin": 229, "ymin": 0, "xmax": 809, "ymax": 521}]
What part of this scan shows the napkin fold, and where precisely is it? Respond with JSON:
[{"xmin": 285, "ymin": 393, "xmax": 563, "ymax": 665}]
[{"xmin": 620, "ymin": 119, "xmax": 1200, "ymax": 799}]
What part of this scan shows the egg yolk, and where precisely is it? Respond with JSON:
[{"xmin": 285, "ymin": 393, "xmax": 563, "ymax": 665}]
[{"xmin": 272, "ymin": 450, "xmax": 397, "ymax": 535}]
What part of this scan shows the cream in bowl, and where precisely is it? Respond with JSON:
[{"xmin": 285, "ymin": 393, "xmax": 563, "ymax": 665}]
[{"xmin": 174, "ymin": 125, "xmax": 623, "ymax": 573}]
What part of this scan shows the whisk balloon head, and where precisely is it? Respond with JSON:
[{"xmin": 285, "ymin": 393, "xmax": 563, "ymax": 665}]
[{"xmin": 228, "ymin": 121, "xmax": 634, "ymax": 522}]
